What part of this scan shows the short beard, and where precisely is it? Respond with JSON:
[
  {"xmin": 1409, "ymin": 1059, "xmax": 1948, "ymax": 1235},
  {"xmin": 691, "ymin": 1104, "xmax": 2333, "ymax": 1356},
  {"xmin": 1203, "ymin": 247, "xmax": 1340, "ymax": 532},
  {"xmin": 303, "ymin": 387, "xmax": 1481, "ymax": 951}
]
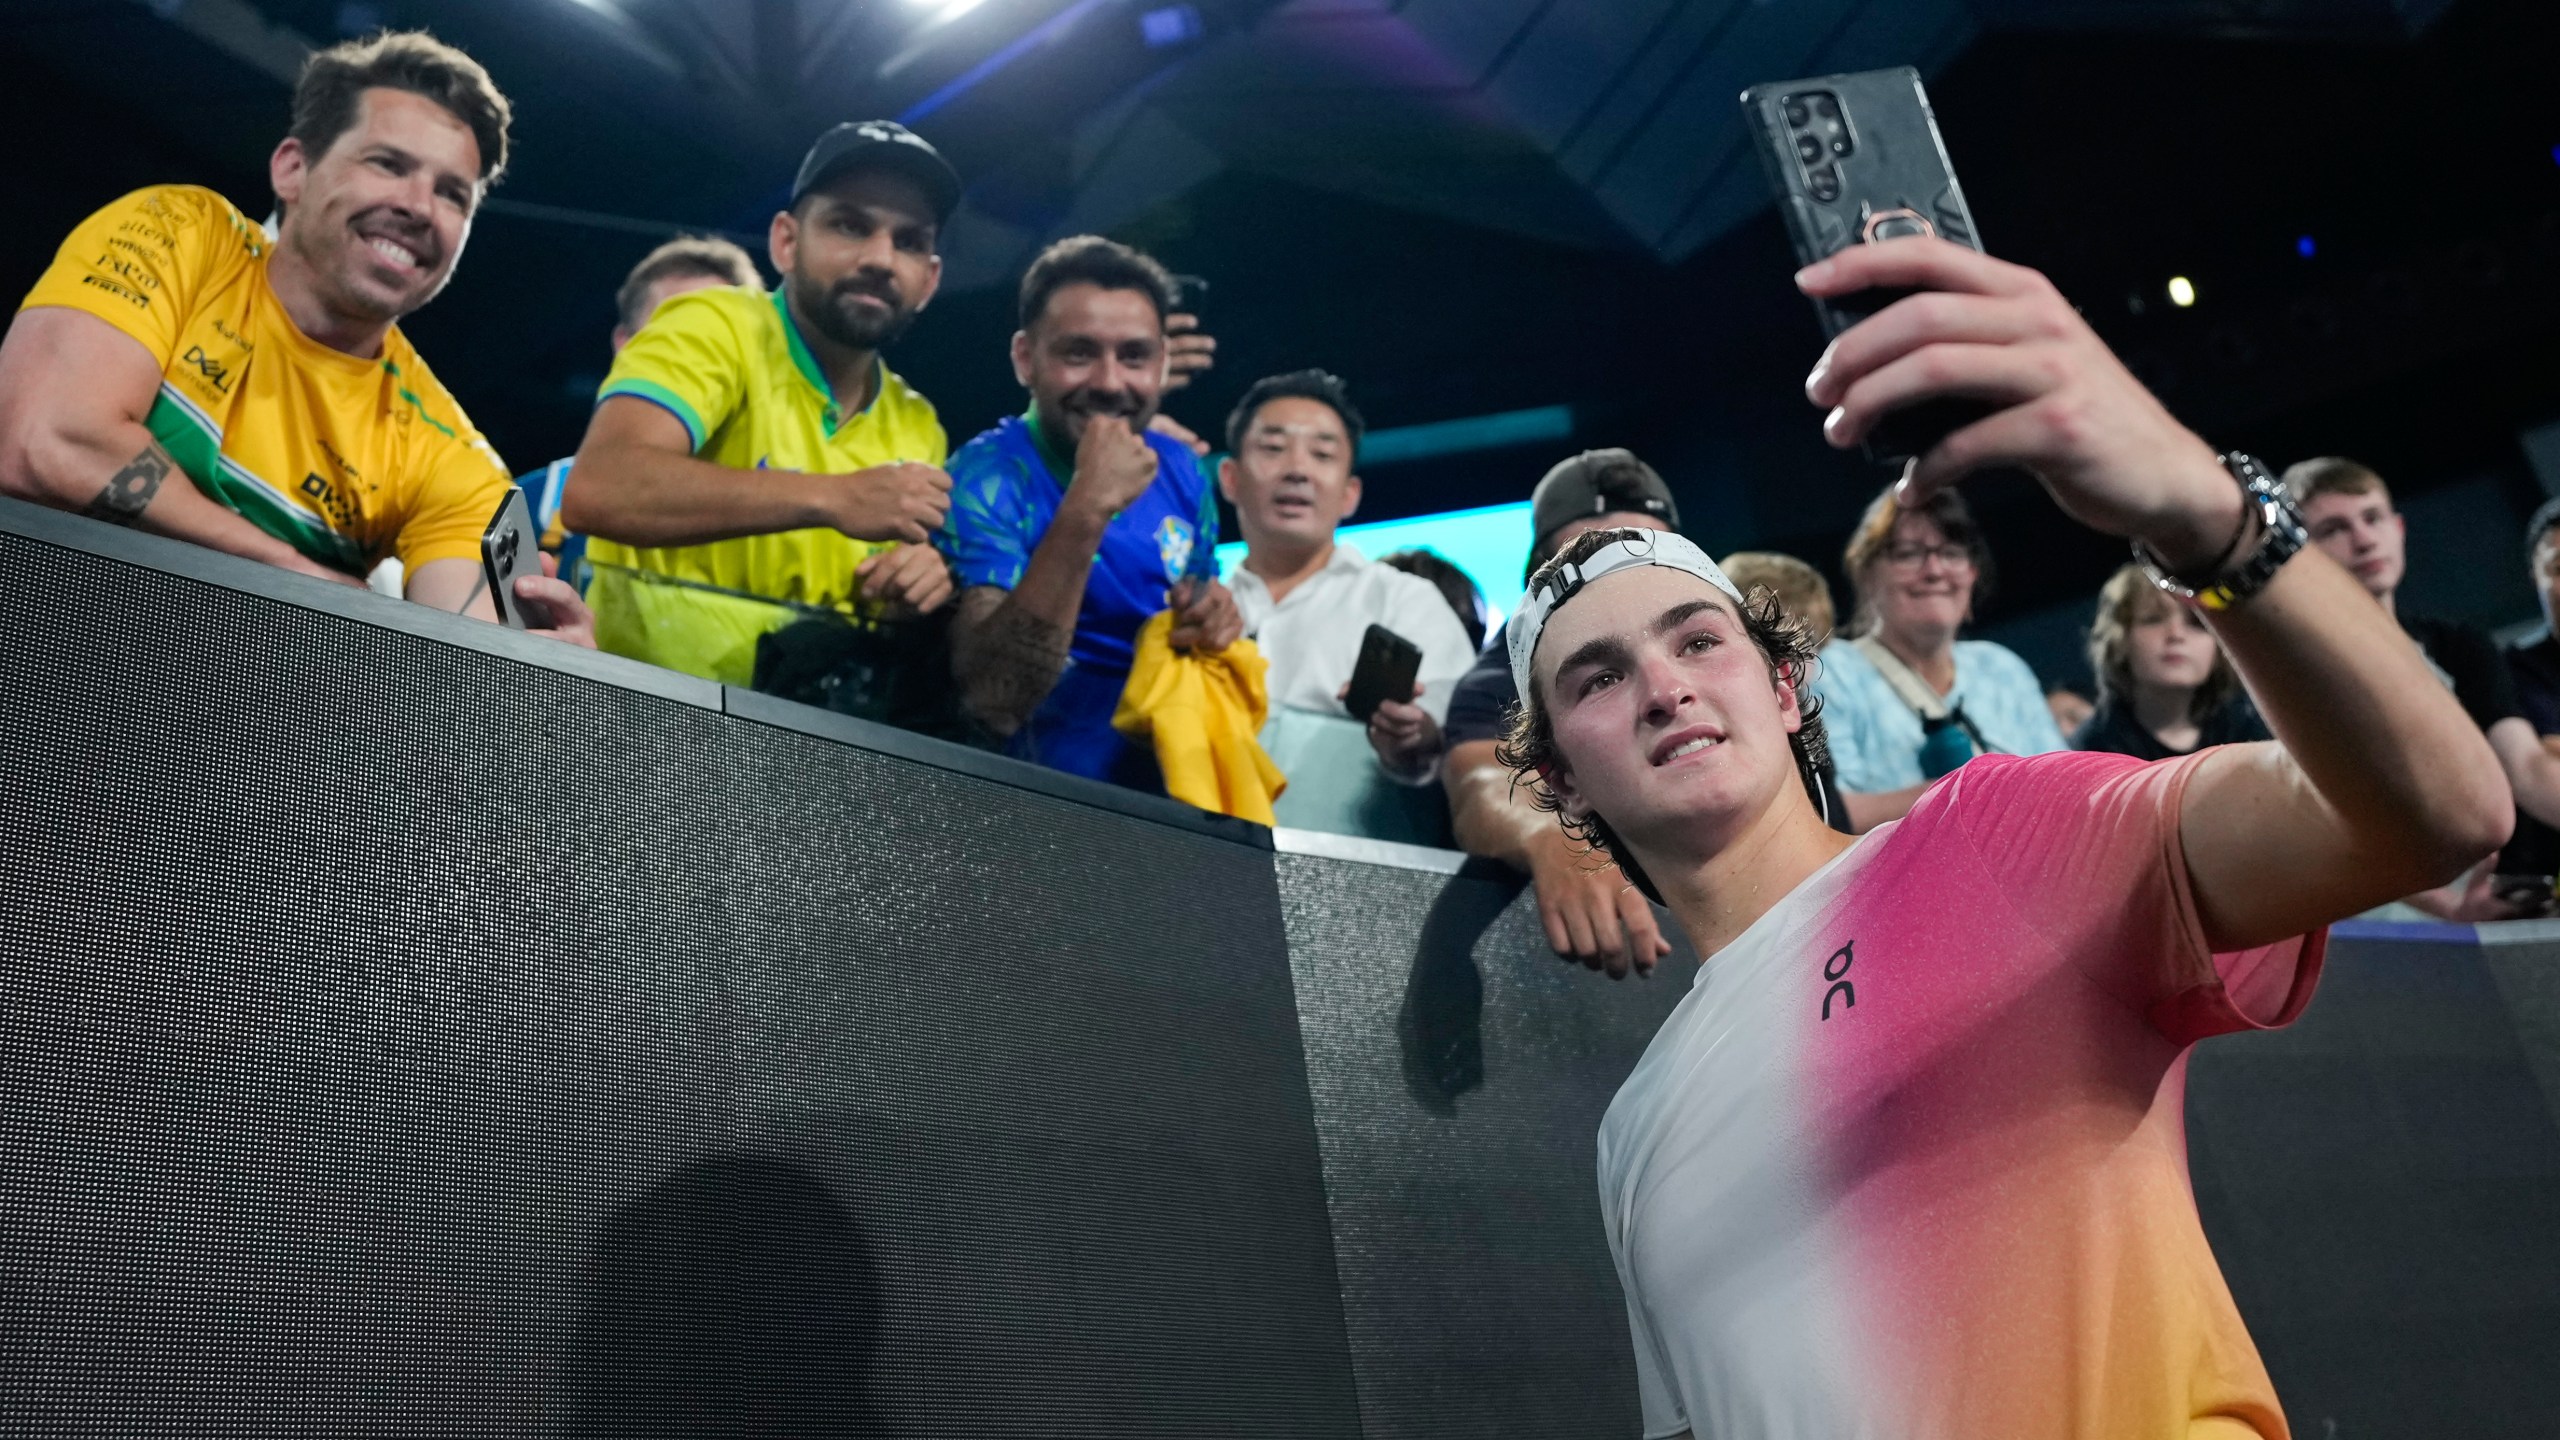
[
  {"xmin": 793, "ymin": 269, "xmax": 914, "ymax": 352},
  {"xmin": 1049, "ymin": 391, "xmax": 1153, "ymax": 446},
  {"xmin": 285, "ymin": 210, "xmax": 435, "ymax": 325}
]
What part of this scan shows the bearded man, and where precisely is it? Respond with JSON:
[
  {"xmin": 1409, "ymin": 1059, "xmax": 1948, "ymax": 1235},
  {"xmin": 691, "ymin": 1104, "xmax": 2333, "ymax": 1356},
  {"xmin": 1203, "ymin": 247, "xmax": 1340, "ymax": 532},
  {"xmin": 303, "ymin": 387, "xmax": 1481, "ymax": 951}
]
[
  {"xmin": 938, "ymin": 235, "xmax": 1241, "ymax": 791},
  {"xmin": 562, "ymin": 121, "xmax": 961, "ymax": 689}
]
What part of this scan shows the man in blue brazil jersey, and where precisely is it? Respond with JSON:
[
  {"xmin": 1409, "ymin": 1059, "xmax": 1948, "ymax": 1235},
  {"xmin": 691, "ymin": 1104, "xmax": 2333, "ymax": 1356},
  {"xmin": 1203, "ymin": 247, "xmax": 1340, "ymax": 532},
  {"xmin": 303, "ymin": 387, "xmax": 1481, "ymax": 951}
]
[{"xmin": 941, "ymin": 235, "xmax": 1241, "ymax": 792}]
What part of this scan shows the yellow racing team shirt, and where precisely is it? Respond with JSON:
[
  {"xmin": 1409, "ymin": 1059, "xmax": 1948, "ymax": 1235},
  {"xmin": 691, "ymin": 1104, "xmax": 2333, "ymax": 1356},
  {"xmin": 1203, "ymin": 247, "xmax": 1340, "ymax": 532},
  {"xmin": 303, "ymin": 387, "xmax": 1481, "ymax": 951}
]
[
  {"xmin": 585, "ymin": 285, "xmax": 948, "ymax": 685},
  {"xmin": 21, "ymin": 185, "xmax": 511, "ymax": 575}
]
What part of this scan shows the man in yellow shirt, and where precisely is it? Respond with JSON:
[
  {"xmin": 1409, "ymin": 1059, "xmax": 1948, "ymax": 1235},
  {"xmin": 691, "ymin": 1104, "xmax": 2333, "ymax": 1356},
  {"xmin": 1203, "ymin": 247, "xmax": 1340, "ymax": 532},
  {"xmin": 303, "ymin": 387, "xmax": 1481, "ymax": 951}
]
[
  {"xmin": 0, "ymin": 31, "xmax": 590, "ymax": 644},
  {"xmin": 561, "ymin": 121, "xmax": 961, "ymax": 711}
]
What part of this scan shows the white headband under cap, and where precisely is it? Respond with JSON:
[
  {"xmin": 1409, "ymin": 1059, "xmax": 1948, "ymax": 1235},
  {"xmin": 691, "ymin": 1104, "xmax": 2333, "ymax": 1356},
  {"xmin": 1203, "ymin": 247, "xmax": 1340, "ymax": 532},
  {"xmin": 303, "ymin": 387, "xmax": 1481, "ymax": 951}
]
[{"xmin": 1508, "ymin": 529, "xmax": 1744, "ymax": 700}]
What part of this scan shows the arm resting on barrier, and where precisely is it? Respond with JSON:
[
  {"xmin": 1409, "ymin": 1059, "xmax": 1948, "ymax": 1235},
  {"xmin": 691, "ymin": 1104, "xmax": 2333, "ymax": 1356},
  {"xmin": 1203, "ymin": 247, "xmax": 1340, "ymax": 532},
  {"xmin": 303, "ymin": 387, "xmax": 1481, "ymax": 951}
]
[
  {"xmin": 562, "ymin": 394, "xmax": 950, "ymax": 548},
  {"xmin": 948, "ymin": 494, "xmax": 1119, "ymax": 738},
  {"xmin": 1446, "ymin": 738, "xmax": 1671, "ymax": 979},
  {"xmin": 949, "ymin": 413, "xmax": 1189, "ymax": 736},
  {"xmin": 0, "ymin": 307, "xmax": 359, "ymax": 586},
  {"xmin": 407, "ymin": 555, "xmax": 597, "ymax": 648}
]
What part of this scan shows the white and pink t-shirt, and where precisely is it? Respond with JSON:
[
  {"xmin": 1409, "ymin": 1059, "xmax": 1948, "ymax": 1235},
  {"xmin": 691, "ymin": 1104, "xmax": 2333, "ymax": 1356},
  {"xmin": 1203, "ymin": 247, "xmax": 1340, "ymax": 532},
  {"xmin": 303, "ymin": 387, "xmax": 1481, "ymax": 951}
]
[{"xmin": 1601, "ymin": 750, "xmax": 2323, "ymax": 1440}]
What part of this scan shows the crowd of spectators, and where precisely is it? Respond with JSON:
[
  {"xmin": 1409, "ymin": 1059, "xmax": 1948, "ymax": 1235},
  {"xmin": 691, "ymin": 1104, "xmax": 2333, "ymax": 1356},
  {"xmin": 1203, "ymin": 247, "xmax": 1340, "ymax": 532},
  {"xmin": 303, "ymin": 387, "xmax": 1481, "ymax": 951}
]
[{"xmin": 5, "ymin": 28, "xmax": 2560, "ymax": 950}]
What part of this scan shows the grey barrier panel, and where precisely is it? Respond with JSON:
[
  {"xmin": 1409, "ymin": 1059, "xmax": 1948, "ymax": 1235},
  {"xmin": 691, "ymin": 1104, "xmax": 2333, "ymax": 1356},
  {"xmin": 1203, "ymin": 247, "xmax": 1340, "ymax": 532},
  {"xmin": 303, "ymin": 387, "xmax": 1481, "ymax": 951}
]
[
  {"xmin": 2189, "ymin": 932, "xmax": 2560, "ymax": 1439},
  {"xmin": 0, "ymin": 520, "xmax": 1360, "ymax": 1437},
  {"xmin": 1273, "ymin": 841, "xmax": 1692, "ymax": 1439}
]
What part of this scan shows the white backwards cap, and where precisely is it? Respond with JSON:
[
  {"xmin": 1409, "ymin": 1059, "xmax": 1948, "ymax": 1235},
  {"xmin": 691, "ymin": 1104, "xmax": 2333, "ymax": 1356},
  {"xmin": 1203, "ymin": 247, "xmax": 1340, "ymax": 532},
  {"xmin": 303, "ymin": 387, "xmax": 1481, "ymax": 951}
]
[{"xmin": 1508, "ymin": 529, "xmax": 1745, "ymax": 701}]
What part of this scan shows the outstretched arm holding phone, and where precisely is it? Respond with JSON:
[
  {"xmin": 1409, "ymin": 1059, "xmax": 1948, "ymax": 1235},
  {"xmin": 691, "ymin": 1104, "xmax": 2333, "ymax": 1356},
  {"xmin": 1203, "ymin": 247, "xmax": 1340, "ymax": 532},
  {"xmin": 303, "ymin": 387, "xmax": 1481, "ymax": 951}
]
[{"xmin": 1801, "ymin": 236, "xmax": 2508, "ymax": 941}]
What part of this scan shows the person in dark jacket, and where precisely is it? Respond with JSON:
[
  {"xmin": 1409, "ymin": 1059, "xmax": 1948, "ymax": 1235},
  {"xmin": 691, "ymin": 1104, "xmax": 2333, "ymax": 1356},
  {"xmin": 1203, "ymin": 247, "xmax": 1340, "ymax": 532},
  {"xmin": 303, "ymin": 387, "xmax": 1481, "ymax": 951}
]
[{"xmin": 2072, "ymin": 563, "xmax": 2268, "ymax": 760}]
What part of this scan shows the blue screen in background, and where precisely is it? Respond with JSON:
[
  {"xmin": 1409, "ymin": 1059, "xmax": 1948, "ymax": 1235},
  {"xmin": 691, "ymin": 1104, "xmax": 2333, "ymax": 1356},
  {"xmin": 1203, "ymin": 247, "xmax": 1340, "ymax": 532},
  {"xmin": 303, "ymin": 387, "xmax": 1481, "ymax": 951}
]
[{"xmin": 1217, "ymin": 500, "xmax": 1532, "ymax": 641}]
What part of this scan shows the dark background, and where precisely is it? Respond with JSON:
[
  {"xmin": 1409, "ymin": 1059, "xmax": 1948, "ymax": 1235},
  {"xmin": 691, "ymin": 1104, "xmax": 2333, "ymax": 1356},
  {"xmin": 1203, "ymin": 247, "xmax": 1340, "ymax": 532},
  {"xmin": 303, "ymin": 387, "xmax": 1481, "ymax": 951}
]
[{"xmin": 7, "ymin": 0, "xmax": 2560, "ymax": 680}]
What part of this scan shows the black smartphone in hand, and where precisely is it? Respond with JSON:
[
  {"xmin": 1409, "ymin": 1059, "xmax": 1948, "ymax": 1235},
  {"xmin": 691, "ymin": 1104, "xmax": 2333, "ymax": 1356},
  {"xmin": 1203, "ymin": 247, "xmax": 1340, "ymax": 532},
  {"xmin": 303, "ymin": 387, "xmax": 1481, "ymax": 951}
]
[
  {"xmin": 1345, "ymin": 624, "xmax": 1423, "ymax": 724},
  {"xmin": 1742, "ymin": 66, "xmax": 1988, "ymax": 463},
  {"xmin": 480, "ymin": 488, "xmax": 539, "ymax": 629}
]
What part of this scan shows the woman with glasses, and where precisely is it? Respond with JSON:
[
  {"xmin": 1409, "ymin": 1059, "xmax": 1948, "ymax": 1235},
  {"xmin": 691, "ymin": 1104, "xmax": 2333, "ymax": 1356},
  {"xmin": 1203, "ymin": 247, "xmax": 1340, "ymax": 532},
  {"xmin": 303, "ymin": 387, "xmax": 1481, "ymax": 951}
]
[
  {"xmin": 1811, "ymin": 483, "xmax": 2066, "ymax": 794},
  {"xmin": 2073, "ymin": 563, "xmax": 2270, "ymax": 759}
]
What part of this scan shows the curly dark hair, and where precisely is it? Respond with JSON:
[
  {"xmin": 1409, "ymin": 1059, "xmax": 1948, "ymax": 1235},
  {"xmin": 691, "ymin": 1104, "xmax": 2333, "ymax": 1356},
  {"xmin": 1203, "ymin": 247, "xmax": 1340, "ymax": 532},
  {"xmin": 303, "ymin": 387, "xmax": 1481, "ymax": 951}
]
[{"xmin": 1496, "ymin": 527, "xmax": 1833, "ymax": 906}]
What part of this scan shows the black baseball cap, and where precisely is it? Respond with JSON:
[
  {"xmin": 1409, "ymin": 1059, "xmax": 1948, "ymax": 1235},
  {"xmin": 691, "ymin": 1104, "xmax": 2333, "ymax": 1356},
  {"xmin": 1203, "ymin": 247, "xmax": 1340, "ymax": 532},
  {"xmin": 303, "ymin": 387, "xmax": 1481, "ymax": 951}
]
[
  {"xmin": 1530, "ymin": 448, "xmax": 1681, "ymax": 546},
  {"xmin": 791, "ymin": 120, "xmax": 964, "ymax": 223}
]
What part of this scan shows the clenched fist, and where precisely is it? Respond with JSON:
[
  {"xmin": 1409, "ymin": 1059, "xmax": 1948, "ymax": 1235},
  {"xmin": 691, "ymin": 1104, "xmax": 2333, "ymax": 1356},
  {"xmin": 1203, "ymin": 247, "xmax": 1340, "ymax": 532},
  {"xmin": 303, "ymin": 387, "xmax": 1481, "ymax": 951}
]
[
  {"xmin": 831, "ymin": 460, "xmax": 952, "ymax": 545},
  {"xmin": 1066, "ymin": 415, "xmax": 1160, "ymax": 520}
]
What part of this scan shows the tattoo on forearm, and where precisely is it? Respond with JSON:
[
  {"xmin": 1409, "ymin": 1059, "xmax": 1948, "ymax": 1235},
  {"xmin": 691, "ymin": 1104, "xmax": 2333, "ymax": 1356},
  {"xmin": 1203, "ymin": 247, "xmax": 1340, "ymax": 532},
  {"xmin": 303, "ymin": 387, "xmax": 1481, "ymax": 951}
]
[
  {"xmin": 960, "ymin": 598, "xmax": 1073, "ymax": 732},
  {"xmin": 83, "ymin": 445, "xmax": 173, "ymax": 526}
]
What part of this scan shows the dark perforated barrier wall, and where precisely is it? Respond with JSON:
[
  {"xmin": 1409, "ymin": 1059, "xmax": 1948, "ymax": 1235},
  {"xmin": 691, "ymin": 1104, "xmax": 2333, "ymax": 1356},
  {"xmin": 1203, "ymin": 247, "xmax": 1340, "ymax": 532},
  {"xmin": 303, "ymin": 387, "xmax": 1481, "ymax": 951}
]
[
  {"xmin": 5, "ymin": 500, "xmax": 2560, "ymax": 1438},
  {"xmin": 2188, "ymin": 931, "xmax": 2560, "ymax": 1438},
  {"xmin": 1273, "ymin": 842, "xmax": 1691, "ymax": 1438},
  {"xmin": 0, "ymin": 507, "xmax": 1359, "ymax": 1437}
]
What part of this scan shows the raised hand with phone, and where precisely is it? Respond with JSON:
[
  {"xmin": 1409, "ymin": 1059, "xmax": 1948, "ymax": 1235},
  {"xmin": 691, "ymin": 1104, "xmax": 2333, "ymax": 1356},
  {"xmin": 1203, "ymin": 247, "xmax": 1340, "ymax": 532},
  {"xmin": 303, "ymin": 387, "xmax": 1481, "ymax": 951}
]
[
  {"xmin": 1580, "ymin": 68, "xmax": 2511, "ymax": 1440},
  {"xmin": 1766, "ymin": 72, "xmax": 2511, "ymax": 943}
]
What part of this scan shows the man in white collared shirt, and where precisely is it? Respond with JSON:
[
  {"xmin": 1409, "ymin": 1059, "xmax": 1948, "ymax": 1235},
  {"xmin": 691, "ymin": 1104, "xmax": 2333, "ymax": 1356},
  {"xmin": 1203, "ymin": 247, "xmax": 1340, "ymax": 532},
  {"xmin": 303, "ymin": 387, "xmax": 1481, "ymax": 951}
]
[{"xmin": 1219, "ymin": 370, "xmax": 1478, "ymax": 842}]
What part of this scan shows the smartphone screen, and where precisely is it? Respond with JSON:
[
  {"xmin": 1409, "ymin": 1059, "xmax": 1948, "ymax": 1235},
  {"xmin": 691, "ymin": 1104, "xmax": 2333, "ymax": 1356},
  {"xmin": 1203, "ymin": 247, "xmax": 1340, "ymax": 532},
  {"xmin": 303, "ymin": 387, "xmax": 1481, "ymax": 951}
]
[{"xmin": 480, "ymin": 489, "xmax": 539, "ymax": 630}]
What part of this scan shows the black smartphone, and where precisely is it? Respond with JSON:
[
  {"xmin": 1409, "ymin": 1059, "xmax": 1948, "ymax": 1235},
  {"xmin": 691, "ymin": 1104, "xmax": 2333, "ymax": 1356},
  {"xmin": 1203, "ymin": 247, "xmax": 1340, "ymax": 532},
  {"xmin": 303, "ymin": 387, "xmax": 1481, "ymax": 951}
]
[
  {"xmin": 480, "ymin": 488, "xmax": 540, "ymax": 629},
  {"xmin": 1741, "ymin": 66, "xmax": 1988, "ymax": 463},
  {"xmin": 1344, "ymin": 624, "xmax": 1423, "ymax": 724}
]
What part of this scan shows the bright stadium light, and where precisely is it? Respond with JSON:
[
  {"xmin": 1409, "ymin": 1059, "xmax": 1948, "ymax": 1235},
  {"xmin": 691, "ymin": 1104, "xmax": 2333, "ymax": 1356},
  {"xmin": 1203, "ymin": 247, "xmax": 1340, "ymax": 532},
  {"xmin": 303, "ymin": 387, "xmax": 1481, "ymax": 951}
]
[{"xmin": 2167, "ymin": 276, "xmax": 2197, "ymax": 308}]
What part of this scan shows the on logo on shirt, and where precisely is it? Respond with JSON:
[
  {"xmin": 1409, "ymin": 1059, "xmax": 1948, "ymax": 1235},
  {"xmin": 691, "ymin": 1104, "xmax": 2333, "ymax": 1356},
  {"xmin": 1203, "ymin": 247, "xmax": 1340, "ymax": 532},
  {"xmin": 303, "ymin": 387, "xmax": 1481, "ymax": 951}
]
[{"xmin": 1822, "ymin": 939, "xmax": 1857, "ymax": 1020}]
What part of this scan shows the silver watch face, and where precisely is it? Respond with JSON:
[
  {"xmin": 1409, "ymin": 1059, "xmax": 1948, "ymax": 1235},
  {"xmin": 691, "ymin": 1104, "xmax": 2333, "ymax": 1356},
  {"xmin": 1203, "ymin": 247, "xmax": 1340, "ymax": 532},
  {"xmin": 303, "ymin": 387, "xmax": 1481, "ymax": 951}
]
[{"xmin": 2135, "ymin": 452, "xmax": 2302, "ymax": 605}]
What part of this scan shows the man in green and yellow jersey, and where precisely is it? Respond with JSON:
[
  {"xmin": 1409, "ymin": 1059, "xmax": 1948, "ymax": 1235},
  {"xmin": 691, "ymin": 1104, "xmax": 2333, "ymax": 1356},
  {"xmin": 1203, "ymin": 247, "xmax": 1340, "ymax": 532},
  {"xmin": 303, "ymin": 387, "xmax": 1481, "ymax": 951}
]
[
  {"xmin": 0, "ymin": 31, "xmax": 591, "ymax": 645},
  {"xmin": 561, "ymin": 121, "xmax": 960, "ymax": 706}
]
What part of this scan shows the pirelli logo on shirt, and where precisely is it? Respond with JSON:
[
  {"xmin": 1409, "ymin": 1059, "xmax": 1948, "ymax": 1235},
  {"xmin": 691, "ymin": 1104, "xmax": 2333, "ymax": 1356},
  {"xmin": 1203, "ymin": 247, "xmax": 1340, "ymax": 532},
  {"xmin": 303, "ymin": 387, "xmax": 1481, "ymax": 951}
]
[{"xmin": 79, "ymin": 273, "xmax": 148, "ymax": 308}]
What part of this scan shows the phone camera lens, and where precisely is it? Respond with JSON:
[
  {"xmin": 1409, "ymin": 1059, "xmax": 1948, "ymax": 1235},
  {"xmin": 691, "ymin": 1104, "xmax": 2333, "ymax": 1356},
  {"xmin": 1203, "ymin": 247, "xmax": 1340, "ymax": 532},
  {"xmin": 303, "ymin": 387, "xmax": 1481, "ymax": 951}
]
[
  {"xmin": 1814, "ymin": 95, "xmax": 1838, "ymax": 118},
  {"xmin": 1784, "ymin": 98, "xmax": 1810, "ymax": 128},
  {"xmin": 1797, "ymin": 136, "xmax": 1823, "ymax": 163}
]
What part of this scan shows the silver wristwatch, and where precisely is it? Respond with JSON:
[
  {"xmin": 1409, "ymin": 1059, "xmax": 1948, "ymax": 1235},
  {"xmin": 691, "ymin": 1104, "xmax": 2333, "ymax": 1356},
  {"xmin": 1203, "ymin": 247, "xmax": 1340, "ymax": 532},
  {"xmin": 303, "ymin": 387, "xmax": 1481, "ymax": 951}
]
[{"xmin": 2132, "ymin": 452, "xmax": 2306, "ymax": 612}]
